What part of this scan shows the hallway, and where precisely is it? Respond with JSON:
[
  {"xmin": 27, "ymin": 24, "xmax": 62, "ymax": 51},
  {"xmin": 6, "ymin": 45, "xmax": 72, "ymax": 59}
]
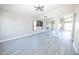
[{"xmin": 0, "ymin": 31, "xmax": 75, "ymax": 55}]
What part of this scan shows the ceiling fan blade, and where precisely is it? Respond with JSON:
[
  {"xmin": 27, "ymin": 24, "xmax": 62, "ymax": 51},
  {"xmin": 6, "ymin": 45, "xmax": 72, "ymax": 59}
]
[
  {"xmin": 35, "ymin": 8, "xmax": 39, "ymax": 11},
  {"xmin": 40, "ymin": 8, "xmax": 43, "ymax": 11},
  {"xmin": 40, "ymin": 6, "xmax": 44, "ymax": 8},
  {"xmin": 34, "ymin": 5, "xmax": 38, "ymax": 8}
]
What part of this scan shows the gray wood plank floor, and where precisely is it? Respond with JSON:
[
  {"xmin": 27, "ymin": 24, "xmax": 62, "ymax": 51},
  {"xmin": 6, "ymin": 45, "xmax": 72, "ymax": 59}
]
[{"xmin": 0, "ymin": 31, "xmax": 75, "ymax": 55}]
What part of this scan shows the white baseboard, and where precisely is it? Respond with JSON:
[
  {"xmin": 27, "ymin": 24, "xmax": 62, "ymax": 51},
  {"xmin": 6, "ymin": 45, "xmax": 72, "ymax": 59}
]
[{"xmin": 0, "ymin": 30, "xmax": 50, "ymax": 43}]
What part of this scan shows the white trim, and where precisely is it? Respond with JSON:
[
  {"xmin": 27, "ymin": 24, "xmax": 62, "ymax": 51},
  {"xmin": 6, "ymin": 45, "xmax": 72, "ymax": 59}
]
[
  {"xmin": 73, "ymin": 42, "xmax": 77, "ymax": 53},
  {"xmin": 0, "ymin": 30, "xmax": 50, "ymax": 43},
  {"xmin": 73, "ymin": 42, "xmax": 79, "ymax": 54}
]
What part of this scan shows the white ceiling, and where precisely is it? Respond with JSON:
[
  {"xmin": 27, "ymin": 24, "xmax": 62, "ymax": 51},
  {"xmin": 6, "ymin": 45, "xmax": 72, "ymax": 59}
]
[{"xmin": 0, "ymin": 4, "xmax": 75, "ymax": 18}]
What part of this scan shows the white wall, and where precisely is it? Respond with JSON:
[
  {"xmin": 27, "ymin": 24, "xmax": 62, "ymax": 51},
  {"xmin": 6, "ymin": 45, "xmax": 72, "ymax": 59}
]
[
  {"xmin": 73, "ymin": 5, "xmax": 79, "ymax": 54},
  {"xmin": 0, "ymin": 9, "xmax": 45, "ymax": 42},
  {"xmin": 0, "ymin": 22, "xmax": 1, "ymax": 39},
  {"xmin": 0, "ymin": 10, "xmax": 31, "ymax": 39}
]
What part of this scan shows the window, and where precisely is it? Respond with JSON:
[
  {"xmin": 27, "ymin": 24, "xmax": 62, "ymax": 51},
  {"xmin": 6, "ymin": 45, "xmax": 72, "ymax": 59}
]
[
  {"xmin": 63, "ymin": 17, "xmax": 73, "ymax": 31},
  {"xmin": 64, "ymin": 23, "xmax": 72, "ymax": 31}
]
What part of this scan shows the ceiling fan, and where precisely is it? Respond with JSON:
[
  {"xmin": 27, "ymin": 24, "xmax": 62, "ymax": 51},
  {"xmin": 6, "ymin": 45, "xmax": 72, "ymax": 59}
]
[{"xmin": 34, "ymin": 4, "xmax": 44, "ymax": 11}]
